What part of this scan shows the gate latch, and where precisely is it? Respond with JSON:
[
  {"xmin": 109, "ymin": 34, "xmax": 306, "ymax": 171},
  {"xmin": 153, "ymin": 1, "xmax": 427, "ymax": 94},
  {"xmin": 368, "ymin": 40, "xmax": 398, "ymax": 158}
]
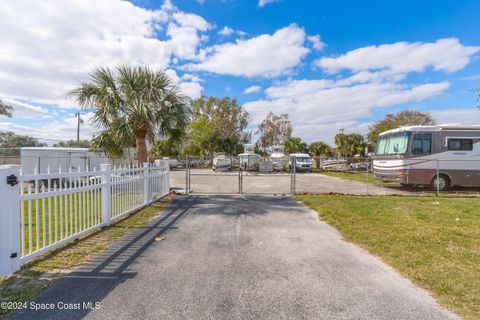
[
  {"xmin": 10, "ymin": 252, "xmax": 17, "ymax": 259},
  {"xmin": 6, "ymin": 174, "xmax": 18, "ymax": 186}
]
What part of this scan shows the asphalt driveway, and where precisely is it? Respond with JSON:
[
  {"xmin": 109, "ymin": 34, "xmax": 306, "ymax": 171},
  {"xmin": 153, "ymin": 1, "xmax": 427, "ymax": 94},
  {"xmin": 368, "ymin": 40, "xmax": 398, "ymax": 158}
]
[{"xmin": 8, "ymin": 196, "xmax": 455, "ymax": 320}]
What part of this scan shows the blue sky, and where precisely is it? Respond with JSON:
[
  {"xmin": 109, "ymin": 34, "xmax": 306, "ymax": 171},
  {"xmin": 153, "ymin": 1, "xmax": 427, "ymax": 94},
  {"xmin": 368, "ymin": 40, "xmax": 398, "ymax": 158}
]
[{"xmin": 0, "ymin": 0, "xmax": 479, "ymax": 144}]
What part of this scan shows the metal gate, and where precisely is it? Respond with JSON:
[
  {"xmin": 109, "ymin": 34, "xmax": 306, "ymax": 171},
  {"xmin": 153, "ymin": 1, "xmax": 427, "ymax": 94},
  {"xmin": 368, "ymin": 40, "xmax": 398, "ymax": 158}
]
[{"xmin": 182, "ymin": 156, "xmax": 296, "ymax": 195}]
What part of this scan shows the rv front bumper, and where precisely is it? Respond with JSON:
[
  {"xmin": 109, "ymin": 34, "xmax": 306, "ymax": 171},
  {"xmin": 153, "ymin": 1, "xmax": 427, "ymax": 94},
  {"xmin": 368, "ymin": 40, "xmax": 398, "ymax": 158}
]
[{"xmin": 374, "ymin": 169, "xmax": 408, "ymax": 183}]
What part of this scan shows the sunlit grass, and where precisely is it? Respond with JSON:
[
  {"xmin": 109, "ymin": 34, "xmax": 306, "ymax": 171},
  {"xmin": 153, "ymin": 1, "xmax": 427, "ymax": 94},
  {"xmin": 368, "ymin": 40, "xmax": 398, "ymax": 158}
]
[{"xmin": 296, "ymin": 195, "xmax": 480, "ymax": 320}]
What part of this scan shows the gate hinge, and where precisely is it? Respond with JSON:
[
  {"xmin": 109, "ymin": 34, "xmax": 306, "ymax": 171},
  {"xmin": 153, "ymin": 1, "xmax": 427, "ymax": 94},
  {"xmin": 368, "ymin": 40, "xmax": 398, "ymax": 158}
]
[
  {"xmin": 10, "ymin": 252, "xmax": 17, "ymax": 259},
  {"xmin": 6, "ymin": 174, "xmax": 18, "ymax": 186}
]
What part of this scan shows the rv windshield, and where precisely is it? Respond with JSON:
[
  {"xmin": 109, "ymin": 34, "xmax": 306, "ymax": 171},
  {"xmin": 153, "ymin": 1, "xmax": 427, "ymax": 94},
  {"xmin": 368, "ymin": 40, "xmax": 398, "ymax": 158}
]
[{"xmin": 375, "ymin": 132, "xmax": 410, "ymax": 155}]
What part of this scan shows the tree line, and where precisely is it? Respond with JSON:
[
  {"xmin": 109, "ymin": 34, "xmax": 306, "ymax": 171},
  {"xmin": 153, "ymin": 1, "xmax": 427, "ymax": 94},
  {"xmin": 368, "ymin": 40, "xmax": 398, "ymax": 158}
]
[{"xmin": 2, "ymin": 65, "xmax": 477, "ymax": 162}]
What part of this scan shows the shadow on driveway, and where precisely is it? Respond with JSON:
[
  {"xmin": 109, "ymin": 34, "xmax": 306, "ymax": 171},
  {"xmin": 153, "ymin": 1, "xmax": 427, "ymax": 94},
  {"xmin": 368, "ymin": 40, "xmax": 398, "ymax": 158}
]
[{"xmin": 7, "ymin": 197, "xmax": 196, "ymax": 320}]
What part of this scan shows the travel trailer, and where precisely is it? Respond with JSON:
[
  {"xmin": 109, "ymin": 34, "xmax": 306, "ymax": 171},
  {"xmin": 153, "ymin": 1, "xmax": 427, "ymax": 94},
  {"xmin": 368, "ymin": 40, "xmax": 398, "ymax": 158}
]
[
  {"xmin": 289, "ymin": 153, "xmax": 312, "ymax": 172},
  {"xmin": 212, "ymin": 154, "xmax": 232, "ymax": 171},
  {"xmin": 269, "ymin": 145, "xmax": 288, "ymax": 171},
  {"xmin": 238, "ymin": 144, "xmax": 260, "ymax": 171},
  {"xmin": 373, "ymin": 125, "xmax": 480, "ymax": 190}
]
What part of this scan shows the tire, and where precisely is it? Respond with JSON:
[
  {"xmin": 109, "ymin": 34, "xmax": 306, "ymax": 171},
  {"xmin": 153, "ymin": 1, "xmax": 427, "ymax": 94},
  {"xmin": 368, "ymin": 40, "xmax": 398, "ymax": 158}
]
[{"xmin": 431, "ymin": 174, "xmax": 450, "ymax": 191}]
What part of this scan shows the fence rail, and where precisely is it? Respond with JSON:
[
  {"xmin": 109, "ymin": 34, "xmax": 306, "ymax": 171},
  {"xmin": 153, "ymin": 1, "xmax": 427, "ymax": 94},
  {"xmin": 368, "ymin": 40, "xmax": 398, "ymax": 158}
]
[{"xmin": 0, "ymin": 161, "xmax": 170, "ymax": 277}]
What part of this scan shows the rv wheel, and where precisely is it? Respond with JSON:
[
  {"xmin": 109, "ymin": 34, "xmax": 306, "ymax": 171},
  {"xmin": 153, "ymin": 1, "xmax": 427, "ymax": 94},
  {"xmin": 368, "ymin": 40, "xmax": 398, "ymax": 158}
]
[{"xmin": 431, "ymin": 174, "xmax": 450, "ymax": 191}]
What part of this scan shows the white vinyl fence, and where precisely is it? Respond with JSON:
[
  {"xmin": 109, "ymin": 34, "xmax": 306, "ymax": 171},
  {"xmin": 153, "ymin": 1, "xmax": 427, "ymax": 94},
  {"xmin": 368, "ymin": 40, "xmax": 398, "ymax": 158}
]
[{"xmin": 0, "ymin": 162, "xmax": 170, "ymax": 277}]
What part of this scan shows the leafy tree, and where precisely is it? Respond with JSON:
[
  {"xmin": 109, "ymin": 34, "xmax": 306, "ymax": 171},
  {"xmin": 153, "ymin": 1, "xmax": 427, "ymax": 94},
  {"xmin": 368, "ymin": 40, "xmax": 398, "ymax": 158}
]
[
  {"xmin": 256, "ymin": 112, "xmax": 292, "ymax": 149},
  {"xmin": 335, "ymin": 133, "xmax": 366, "ymax": 158},
  {"xmin": 0, "ymin": 99, "xmax": 13, "ymax": 117},
  {"xmin": 148, "ymin": 139, "xmax": 179, "ymax": 158},
  {"xmin": 53, "ymin": 140, "xmax": 91, "ymax": 148},
  {"xmin": 284, "ymin": 137, "xmax": 308, "ymax": 154},
  {"xmin": 367, "ymin": 110, "xmax": 434, "ymax": 144},
  {"xmin": 70, "ymin": 65, "xmax": 189, "ymax": 163},
  {"xmin": 188, "ymin": 96, "xmax": 250, "ymax": 156},
  {"xmin": 309, "ymin": 141, "xmax": 332, "ymax": 157},
  {"xmin": 0, "ymin": 131, "xmax": 47, "ymax": 155}
]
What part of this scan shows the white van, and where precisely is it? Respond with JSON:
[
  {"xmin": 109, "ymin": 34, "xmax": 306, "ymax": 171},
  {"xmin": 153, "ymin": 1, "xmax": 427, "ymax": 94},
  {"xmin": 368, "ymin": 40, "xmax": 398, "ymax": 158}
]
[{"xmin": 289, "ymin": 153, "xmax": 312, "ymax": 172}]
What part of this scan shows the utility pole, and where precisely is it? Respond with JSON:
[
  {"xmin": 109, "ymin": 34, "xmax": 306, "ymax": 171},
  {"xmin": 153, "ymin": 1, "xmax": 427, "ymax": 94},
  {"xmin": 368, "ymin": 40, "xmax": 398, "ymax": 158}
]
[{"xmin": 75, "ymin": 112, "xmax": 83, "ymax": 142}]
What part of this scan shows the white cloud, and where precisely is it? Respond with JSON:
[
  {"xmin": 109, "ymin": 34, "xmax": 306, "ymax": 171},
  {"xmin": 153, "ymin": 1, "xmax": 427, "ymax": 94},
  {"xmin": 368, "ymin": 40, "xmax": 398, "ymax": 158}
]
[
  {"xmin": 0, "ymin": 0, "xmax": 211, "ymax": 107},
  {"xmin": 307, "ymin": 35, "xmax": 325, "ymax": 51},
  {"xmin": 2, "ymin": 99, "xmax": 52, "ymax": 120},
  {"xmin": 0, "ymin": 112, "xmax": 98, "ymax": 142},
  {"xmin": 432, "ymin": 108, "xmax": 480, "ymax": 125},
  {"xmin": 244, "ymin": 79, "xmax": 450, "ymax": 142},
  {"xmin": 218, "ymin": 26, "xmax": 234, "ymax": 36},
  {"xmin": 294, "ymin": 121, "xmax": 371, "ymax": 145},
  {"xmin": 165, "ymin": 69, "xmax": 203, "ymax": 99},
  {"xmin": 258, "ymin": 0, "xmax": 279, "ymax": 7},
  {"xmin": 243, "ymin": 85, "xmax": 262, "ymax": 94},
  {"xmin": 316, "ymin": 38, "xmax": 480, "ymax": 75},
  {"xmin": 185, "ymin": 24, "xmax": 309, "ymax": 77}
]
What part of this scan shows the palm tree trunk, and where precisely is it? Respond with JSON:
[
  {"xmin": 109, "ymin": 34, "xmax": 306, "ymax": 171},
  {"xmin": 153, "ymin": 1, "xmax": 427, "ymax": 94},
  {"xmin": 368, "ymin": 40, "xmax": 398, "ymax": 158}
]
[{"xmin": 136, "ymin": 136, "xmax": 148, "ymax": 164}]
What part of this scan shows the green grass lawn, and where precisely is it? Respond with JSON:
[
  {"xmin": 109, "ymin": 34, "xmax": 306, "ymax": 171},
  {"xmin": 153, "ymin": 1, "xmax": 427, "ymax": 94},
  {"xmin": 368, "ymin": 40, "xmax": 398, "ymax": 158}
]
[
  {"xmin": 0, "ymin": 196, "xmax": 171, "ymax": 319},
  {"xmin": 296, "ymin": 195, "xmax": 480, "ymax": 320}
]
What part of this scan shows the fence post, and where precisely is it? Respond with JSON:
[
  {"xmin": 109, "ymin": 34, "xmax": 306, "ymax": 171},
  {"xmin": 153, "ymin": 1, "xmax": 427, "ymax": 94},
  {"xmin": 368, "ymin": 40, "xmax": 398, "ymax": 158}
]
[
  {"xmin": 143, "ymin": 162, "xmax": 150, "ymax": 204},
  {"xmin": 365, "ymin": 157, "xmax": 369, "ymax": 195},
  {"xmin": 186, "ymin": 156, "xmax": 189, "ymax": 196},
  {"xmin": 436, "ymin": 159, "xmax": 440, "ymax": 196},
  {"xmin": 0, "ymin": 165, "xmax": 21, "ymax": 276},
  {"xmin": 101, "ymin": 164, "xmax": 111, "ymax": 227}
]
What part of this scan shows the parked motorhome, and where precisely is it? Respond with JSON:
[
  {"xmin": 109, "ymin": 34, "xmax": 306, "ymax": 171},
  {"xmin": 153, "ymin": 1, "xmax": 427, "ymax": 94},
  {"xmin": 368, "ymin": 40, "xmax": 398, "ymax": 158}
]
[
  {"xmin": 289, "ymin": 153, "xmax": 312, "ymax": 172},
  {"xmin": 373, "ymin": 125, "xmax": 480, "ymax": 190},
  {"xmin": 21, "ymin": 147, "xmax": 110, "ymax": 174},
  {"xmin": 269, "ymin": 145, "xmax": 288, "ymax": 171}
]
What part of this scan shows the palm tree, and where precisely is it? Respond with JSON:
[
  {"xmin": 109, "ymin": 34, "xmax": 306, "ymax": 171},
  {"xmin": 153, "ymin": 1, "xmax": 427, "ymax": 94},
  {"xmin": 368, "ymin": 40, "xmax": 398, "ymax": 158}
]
[
  {"xmin": 70, "ymin": 66, "xmax": 189, "ymax": 163},
  {"xmin": 309, "ymin": 141, "xmax": 331, "ymax": 157},
  {"xmin": 0, "ymin": 99, "xmax": 13, "ymax": 117},
  {"xmin": 284, "ymin": 137, "xmax": 308, "ymax": 154}
]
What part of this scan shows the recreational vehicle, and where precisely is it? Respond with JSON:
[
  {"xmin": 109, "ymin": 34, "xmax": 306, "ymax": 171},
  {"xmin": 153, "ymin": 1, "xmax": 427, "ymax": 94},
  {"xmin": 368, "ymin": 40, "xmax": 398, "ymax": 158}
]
[
  {"xmin": 269, "ymin": 145, "xmax": 288, "ymax": 171},
  {"xmin": 373, "ymin": 125, "xmax": 480, "ymax": 190},
  {"xmin": 238, "ymin": 153, "xmax": 261, "ymax": 171},
  {"xmin": 238, "ymin": 144, "xmax": 261, "ymax": 171}
]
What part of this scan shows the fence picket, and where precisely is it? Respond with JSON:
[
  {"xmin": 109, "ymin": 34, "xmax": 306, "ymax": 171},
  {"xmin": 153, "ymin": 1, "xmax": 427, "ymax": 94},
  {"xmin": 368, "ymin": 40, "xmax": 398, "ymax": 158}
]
[{"xmin": 0, "ymin": 160, "xmax": 169, "ymax": 276}]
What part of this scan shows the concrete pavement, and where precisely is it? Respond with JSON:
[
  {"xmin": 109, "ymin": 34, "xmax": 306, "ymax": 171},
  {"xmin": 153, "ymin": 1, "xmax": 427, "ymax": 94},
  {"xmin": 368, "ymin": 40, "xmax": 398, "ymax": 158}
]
[{"xmin": 8, "ymin": 196, "xmax": 455, "ymax": 320}]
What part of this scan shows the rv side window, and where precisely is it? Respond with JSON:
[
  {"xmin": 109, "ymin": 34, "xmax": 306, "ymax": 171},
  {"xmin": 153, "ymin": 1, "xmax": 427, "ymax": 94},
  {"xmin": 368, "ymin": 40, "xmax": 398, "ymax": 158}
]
[
  {"xmin": 411, "ymin": 133, "xmax": 432, "ymax": 155},
  {"xmin": 447, "ymin": 139, "xmax": 473, "ymax": 151}
]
